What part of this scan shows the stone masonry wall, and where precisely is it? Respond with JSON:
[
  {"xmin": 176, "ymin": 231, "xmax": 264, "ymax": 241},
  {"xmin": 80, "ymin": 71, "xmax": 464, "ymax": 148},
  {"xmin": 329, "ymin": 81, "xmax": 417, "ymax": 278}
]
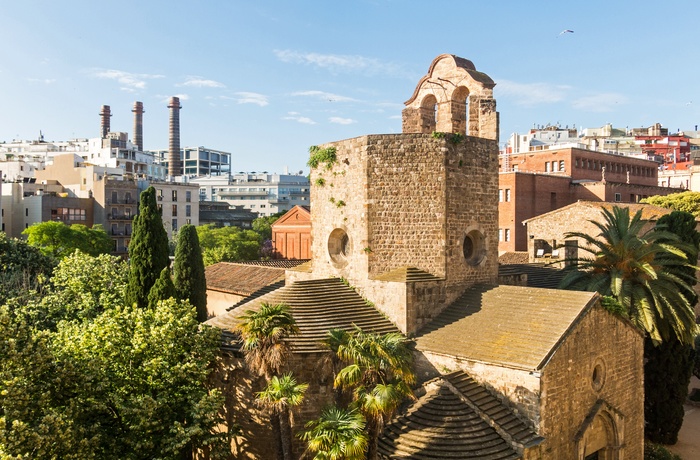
[{"xmin": 538, "ymin": 306, "xmax": 644, "ymax": 459}]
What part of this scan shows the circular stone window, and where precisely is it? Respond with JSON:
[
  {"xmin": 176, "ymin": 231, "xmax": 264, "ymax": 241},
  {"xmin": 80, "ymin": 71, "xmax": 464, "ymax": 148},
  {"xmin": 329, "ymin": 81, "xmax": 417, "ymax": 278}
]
[
  {"xmin": 591, "ymin": 360, "xmax": 606, "ymax": 392},
  {"xmin": 328, "ymin": 228, "xmax": 350, "ymax": 268},
  {"xmin": 463, "ymin": 230, "xmax": 485, "ymax": 266}
]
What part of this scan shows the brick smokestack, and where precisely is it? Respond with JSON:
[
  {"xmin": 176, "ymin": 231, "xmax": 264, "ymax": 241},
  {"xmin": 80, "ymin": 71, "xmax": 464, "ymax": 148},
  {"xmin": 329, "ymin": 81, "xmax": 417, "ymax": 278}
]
[
  {"xmin": 132, "ymin": 101, "xmax": 144, "ymax": 151},
  {"xmin": 99, "ymin": 105, "xmax": 111, "ymax": 138},
  {"xmin": 167, "ymin": 97, "xmax": 182, "ymax": 177}
]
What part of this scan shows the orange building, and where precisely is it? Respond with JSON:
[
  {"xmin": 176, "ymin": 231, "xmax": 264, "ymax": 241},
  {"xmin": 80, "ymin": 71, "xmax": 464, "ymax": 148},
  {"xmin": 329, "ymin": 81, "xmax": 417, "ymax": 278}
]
[{"xmin": 271, "ymin": 205, "xmax": 311, "ymax": 259}]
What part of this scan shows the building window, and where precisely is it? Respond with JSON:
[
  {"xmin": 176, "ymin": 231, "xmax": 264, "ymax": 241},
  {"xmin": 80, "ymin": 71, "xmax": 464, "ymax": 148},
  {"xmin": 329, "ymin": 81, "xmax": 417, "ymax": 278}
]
[
  {"xmin": 157, "ymin": 189, "xmax": 163, "ymax": 201},
  {"xmin": 552, "ymin": 161, "xmax": 558, "ymax": 172},
  {"xmin": 186, "ymin": 219, "xmax": 191, "ymax": 225},
  {"xmin": 25, "ymin": 208, "xmax": 28, "ymax": 217},
  {"xmin": 615, "ymin": 193, "xmax": 621, "ymax": 202},
  {"xmin": 504, "ymin": 228, "xmax": 511, "ymax": 242},
  {"xmin": 545, "ymin": 162, "xmax": 550, "ymax": 172},
  {"xmin": 157, "ymin": 204, "xmax": 162, "ymax": 213},
  {"xmin": 185, "ymin": 205, "xmax": 191, "ymax": 217},
  {"xmin": 172, "ymin": 190, "xmax": 178, "ymax": 201},
  {"xmin": 505, "ymin": 189, "xmax": 511, "ymax": 202},
  {"xmin": 185, "ymin": 191, "xmax": 191, "ymax": 202},
  {"xmin": 498, "ymin": 189, "xmax": 503, "ymax": 202},
  {"xmin": 172, "ymin": 219, "xmax": 178, "ymax": 232},
  {"xmin": 559, "ymin": 160, "xmax": 565, "ymax": 171},
  {"xmin": 112, "ymin": 191, "xmax": 118, "ymax": 203},
  {"xmin": 172, "ymin": 205, "xmax": 178, "ymax": 216},
  {"xmin": 498, "ymin": 229, "xmax": 503, "ymax": 242}
]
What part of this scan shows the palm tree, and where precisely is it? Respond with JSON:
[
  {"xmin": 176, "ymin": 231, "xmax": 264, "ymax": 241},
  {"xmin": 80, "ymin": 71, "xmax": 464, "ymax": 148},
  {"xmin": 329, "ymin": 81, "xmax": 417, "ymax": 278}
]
[
  {"xmin": 237, "ymin": 302, "xmax": 299, "ymax": 379},
  {"xmin": 300, "ymin": 406, "xmax": 368, "ymax": 460},
  {"xmin": 331, "ymin": 326, "xmax": 415, "ymax": 460},
  {"xmin": 560, "ymin": 206, "xmax": 697, "ymax": 345},
  {"xmin": 257, "ymin": 373, "xmax": 309, "ymax": 460},
  {"xmin": 237, "ymin": 303, "xmax": 299, "ymax": 459}
]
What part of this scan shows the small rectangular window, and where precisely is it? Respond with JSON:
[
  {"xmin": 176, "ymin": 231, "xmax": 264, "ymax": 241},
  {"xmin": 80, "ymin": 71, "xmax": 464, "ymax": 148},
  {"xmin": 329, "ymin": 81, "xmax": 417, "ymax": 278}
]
[
  {"xmin": 171, "ymin": 219, "xmax": 178, "ymax": 232},
  {"xmin": 505, "ymin": 189, "xmax": 511, "ymax": 202},
  {"xmin": 185, "ymin": 191, "xmax": 191, "ymax": 202},
  {"xmin": 615, "ymin": 193, "xmax": 621, "ymax": 202},
  {"xmin": 505, "ymin": 229, "xmax": 511, "ymax": 242},
  {"xmin": 498, "ymin": 229, "xmax": 503, "ymax": 242},
  {"xmin": 185, "ymin": 205, "xmax": 191, "ymax": 217},
  {"xmin": 172, "ymin": 204, "xmax": 178, "ymax": 216},
  {"xmin": 498, "ymin": 189, "xmax": 504, "ymax": 202},
  {"xmin": 172, "ymin": 190, "xmax": 178, "ymax": 201}
]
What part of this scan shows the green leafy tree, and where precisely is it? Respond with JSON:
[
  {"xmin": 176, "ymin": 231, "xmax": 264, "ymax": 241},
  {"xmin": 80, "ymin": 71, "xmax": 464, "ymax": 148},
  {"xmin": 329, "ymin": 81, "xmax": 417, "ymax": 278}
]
[
  {"xmin": 148, "ymin": 267, "xmax": 177, "ymax": 309},
  {"xmin": 300, "ymin": 406, "xmax": 368, "ymax": 460},
  {"xmin": 22, "ymin": 222, "xmax": 111, "ymax": 259},
  {"xmin": 29, "ymin": 251, "xmax": 128, "ymax": 330},
  {"xmin": 0, "ymin": 232, "xmax": 55, "ymax": 305},
  {"xmin": 52, "ymin": 298, "xmax": 226, "ymax": 459},
  {"xmin": 257, "ymin": 374, "xmax": 308, "ymax": 460},
  {"xmin": 0, "ymin": 306, "xmax": 99, "ymax": 459},
  {"xmin": 560, "ymin": 206, "xmax": 698, "ymax": 345},
  {"xmin": 642, "ymin": 191, "xmax": 700, "ymax": 218},
  {"xmin": 329, "ymin": 327, "xmax": 415, "ymax": 460},
  {"xmin": 173, "ymin": 224, "xmax": 207, "ymax": 321},
  {"xmin": 127, "ymin": 186, "xmax": 170, "ymax": 307},
  {"xmin": 196, "ymin": 224, "xmax": 263, "ymax": 265}
]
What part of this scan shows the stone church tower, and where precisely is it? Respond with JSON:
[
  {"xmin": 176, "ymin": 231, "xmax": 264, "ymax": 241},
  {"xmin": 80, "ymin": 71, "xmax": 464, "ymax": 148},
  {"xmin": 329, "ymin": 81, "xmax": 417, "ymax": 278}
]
[{"xmin": 303, "ymin": 54, "xmax": 500, "ymax": 335}]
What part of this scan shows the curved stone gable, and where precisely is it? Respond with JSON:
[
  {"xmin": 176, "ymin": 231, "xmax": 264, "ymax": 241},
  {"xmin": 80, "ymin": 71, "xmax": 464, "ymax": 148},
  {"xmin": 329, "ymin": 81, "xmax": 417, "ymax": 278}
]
[{"xmin": 402, "ymin": 54, "xmax": 498, "ymax": 140}]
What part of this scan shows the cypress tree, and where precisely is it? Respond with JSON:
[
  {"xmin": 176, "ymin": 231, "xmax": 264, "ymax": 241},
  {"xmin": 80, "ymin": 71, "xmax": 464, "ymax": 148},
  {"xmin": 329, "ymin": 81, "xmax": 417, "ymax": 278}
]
[
  {"xmin": 644, "ymin": 210, "xmax": 700, "ymax": 444},
  {"xmin": 148, "ymin": 267, "xmax": 177, "ymax": 309},
  {"xmin": 126, "ymin": 186, "xmax": 170, "ymax": 307},
  {"xmin": 172, "ymin": 224, "xmax": 207, "ymax": 321}
]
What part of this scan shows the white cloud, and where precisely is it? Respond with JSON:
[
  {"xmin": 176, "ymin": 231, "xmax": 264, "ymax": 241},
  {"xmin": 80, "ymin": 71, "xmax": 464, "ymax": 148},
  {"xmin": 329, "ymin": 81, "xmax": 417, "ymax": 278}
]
[
  {"xmin": 88, "ymin": 69, "xmax": 164, "ymax": 91},
  {"xmin": 283, "ymin": 112, "xmax": 316, "ymax": 125},
  {"xmin": 496, "ymin": 79, "xmax": 570, "ymax": 106},
  {"xmin": 329, "ymin": 117, "xmax": 356, "ymax": 125},
  {"xmin": 233, "ymin": 92, "xmax": 269, "ymax": 106},
  {"xmin": 178, "ymin": 76, "xmax": 226, "ymax": 88},
  {"xmin": 291, "ymin": 90, "xmax": 356, "ymax": 102},
  {"xmin": 274, "ymin": 50, "xmax": 411, "ymax": 78},
  {"xmin": 572, "ymin": 92, "xmax": 628, "ymax": 112}
]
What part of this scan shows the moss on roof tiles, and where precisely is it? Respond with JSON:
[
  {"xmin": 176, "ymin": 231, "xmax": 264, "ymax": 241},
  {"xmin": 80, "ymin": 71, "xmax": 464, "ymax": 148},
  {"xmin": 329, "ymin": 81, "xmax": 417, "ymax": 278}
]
[
  {"xmin": 415, "ymin": 284, "xmax": 597, "ymax": 370},
  {"xmin": 373, "ymin": 266, "xmax": 444, "ymax": 283},
  {"xmin": 207, "ymin": 278, "xmax": 400, "ymax": 354}
]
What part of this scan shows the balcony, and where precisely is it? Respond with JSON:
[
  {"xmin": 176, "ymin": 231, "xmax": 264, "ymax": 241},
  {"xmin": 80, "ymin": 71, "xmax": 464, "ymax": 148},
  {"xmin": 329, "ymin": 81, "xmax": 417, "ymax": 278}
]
[
  {"xmin": 109, "ymin": 214, "xmax": 135, "ymax": 221},
  {"xmin": 106, "ymin": 198, "xmax": 136, "ymax": 205},
  {"xmin": 111, "ymin": 230, "xmax": 132, "ymax": 237},
  {"xmin": 218, "ymin": 190, "xmax": 269, "ymax": 197}
]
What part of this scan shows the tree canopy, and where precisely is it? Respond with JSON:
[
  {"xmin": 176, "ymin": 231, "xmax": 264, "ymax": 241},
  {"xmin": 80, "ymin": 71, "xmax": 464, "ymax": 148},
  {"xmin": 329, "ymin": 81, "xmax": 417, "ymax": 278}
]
[
  {"xmin": 641, "ymin": 191, "xmax": 700, "ymax": 218},
  {"xmin": 196, "ymin": 224, "xmax": 262, "ymax": 266},
  {"xmin": 22, "ymin": 221, "xmax": 112, "ymax": 259},
  {"xmin": 0, "ymin": 232, "xmax": 55, "ymax": 305}
]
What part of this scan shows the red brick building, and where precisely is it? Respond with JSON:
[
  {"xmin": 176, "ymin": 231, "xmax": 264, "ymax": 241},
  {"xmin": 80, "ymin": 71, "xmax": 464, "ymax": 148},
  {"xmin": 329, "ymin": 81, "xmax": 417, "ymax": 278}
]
[
  {"xmin": 499, "ymin": 146, "xmax": 678, "ymax": 252},
  {"xmin": 271, "ymin": 205, "xmax": 311, "ymax": 259}
]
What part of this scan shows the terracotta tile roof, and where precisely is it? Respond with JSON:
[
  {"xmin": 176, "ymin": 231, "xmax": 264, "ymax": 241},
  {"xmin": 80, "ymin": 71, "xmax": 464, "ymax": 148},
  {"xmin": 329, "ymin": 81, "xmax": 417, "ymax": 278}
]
[
  {"xmin": 237, "ymin": 259, "xmax": 311, "ymax": 269},
  {"xmin": 207, "ymin": 278, "xmax": 400, "ymax": 354},
  {"xmin": 373, "ymin": 267, "xmax": 444, "ymax": 282},
  {"xmin": 205, "ymin": 262, "xmax": 285, "ymax": 296},
  {"xmin": 498, "ymin": 252, "xmax": 529, "ymax": 265},
  {"xmin": 416, "ymin": 284, "xmax": 597, "ymax": 370},
  {"xmin": 498, "ymin": 263, "xmax": 567, "ymax": 289},
  {"xmin": 379, "ymin": 371, "xmax": 541, "ymax": 459}
]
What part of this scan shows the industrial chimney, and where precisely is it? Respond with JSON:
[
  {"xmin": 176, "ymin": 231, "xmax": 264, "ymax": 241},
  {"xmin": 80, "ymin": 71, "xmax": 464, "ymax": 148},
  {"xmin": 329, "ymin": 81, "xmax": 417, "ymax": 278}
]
[
  {"xmin": 99, "ymin": 105, "xmax": 111, "ymax": 138},
  {"xmin": 167, "ymin": 97, "xmax": 182, "ymax": 177},
  {"xmin": 132, "ymin": 101, "xmax": 144, "ymax": 151}
]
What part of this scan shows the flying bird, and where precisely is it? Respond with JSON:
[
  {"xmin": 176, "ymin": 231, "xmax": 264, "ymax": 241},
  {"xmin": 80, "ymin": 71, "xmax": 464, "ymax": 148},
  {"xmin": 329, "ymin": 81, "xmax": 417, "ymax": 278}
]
[{"xmin": 558, "ymin": 29, "xmax": 574, "ymax": 37}]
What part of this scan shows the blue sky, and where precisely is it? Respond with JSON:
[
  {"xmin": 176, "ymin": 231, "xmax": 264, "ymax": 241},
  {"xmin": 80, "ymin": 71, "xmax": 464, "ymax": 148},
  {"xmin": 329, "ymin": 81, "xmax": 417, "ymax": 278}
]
[{"xmin": 1, "ymin": 0, "xmax": 699, "ymax": 173}]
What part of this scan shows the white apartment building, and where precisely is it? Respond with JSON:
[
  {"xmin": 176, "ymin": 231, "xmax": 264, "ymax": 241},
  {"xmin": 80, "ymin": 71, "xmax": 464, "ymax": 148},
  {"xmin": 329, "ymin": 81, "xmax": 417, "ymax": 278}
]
[
  {"xmin": 196, "ymin": 172, "xmax": 309, "ymax": 217},
  {"xmin": 147, "ymin": 146, "xmax": 231, "ymax": 177}
]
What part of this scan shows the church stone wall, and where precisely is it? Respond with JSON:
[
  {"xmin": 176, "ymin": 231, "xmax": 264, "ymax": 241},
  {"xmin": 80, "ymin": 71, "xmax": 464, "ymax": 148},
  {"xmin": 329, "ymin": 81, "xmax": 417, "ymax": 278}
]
[{"xmin": 539, "ymin": 306, "xmax": 644, "ymax": 459}]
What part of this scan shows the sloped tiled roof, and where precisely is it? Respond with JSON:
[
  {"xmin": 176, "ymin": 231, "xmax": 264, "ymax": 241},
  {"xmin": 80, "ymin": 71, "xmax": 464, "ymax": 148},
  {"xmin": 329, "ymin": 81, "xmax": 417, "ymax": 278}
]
[
  {"xmin": 498, "ymin": 263, "xmax": 567, "ymax": 290},
  {"xmin": 207, "ymin": 278, "xmax": 400, "ymax": 353},
  {"xmin": 373, "ymin": 267, "xmax": 444, "ymax": 283},
  {"xmin": 379, "ymin": 371, "xmax": 542, "ymax": 459},
  {"xmin": 416, "ymin": 284, "xmax": 597, "ymax": 370},
  {"xmin": 237, "ymin": 259, "xmax": 311, "ymax": 269},
  {"xmin": 205, "ymin": 262, "xmax": 285, "ymax": 296},
  {"xmin": 498, "ymin": 252, "xmax": 529, "ymax": 265},
  {"xmin": 522, "ymin": 200, "xmax": 672, "ymax": 224}
]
